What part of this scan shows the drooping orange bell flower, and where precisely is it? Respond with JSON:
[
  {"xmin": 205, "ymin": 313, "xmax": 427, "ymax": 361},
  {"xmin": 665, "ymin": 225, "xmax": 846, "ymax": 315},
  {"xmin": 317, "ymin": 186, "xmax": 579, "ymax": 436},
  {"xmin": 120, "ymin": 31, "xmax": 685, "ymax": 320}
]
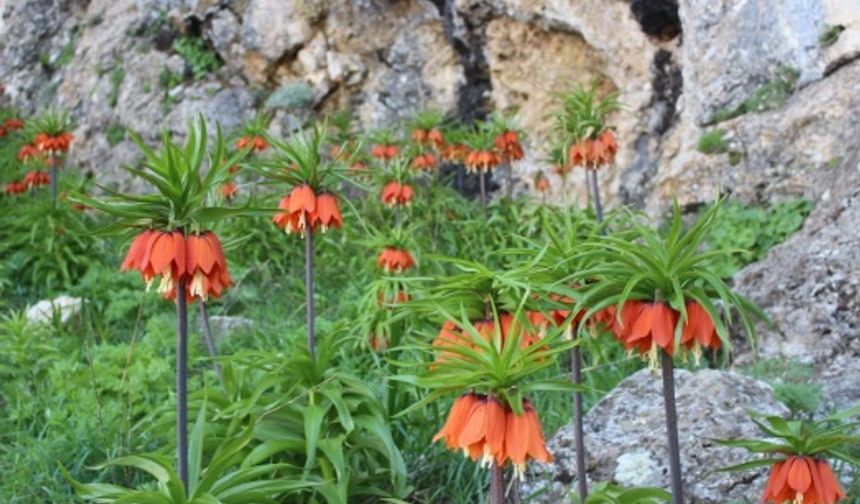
[
  {"xmin": 598, "ymin": 130, "xmax": 618, "ymax": 165},
  {"xmin": 625, "ymin": 301, "xmax": 678, "ymax": 357},
  {"xmin": 433, "ymin": 393, "xmax": 480, "ymax": 449},
  {"xmin": 34, "ymin": 132, "xmax": 74, "ymax": 153},
  {"xmin": 4, "ymin": 118, "xmax": 24, "ymax": 130},
  {"xmin": 122, "ymin": 230, "xmax": 187, "ymax": 298},
  {"xmin": 681, "ymin": 300, "xmax": 720, "ymax": 358},
  {"xmin": 349, "ymin": 161, "xmax": 368, "ymax": 172},
  {"xmin": 459, "ymin": 395, "xmax": 507, "ymax": 466},
  {"xmin": 273, "ymin": 184, "xmax": 316, "ymax": 236},
  {"xmin": 495, "ymin": 130, "xmax": 524, "ymax": 163},
  {"xmin": 534, "ymin": 172, "xmax": 550, "ymax": 193},
  {"xmin": 376, "ymin": 288, "xmax": 412, "ymax": 306},
  {"xmin": 411, "ymin": 153, "xmax": 438, "ymax": 171},
  {"xmin": 17, "ymin": 144, "xmax": 40, "ymax": 163},
  {"xmin": 427, "ymin": 129, "xmax": 445, "ymax": 149},
  {"xmin": 762, "ymin": 456, "xmax": 845, "ymax": 504},
  {"xmin": 441, "ymin": 144, "xmax": 468, "ymax": 162},
  {"xmin": 5, "ymin": 181, "xmax": 26, "ymax": 195},
  {"xmin": 185, "ymin": 232, "xmax": 232, "ymax": 302},
  {"xmin": 411, "ymin": 129, "xmax": 428, "ymax": 144},
  {"xmin": 371, "ymin": 144, "xmax": 399, "ymax": 160},
  {"xmin": 23, "ymin": 170, "xmax": 50, "ymax": 188},
  {"xmin": 432, "ymin": 320, "xmax": 474, "ymax": 365},
  {"xmin": 377, "ymin": 247, "xmax": 415, "ymax": 273},
  {"xmin": 236, "ymin": 135, "xmax": 268, "ymax": 152},
  {"xmin": 221, "ymin": 181, "xmax": 238, "ymax": 200},
  {"xmin": 465, "ymin": 150, "xmax": 500, "ymax": 173},
  {"xmin": 313, "ymin": 192, "xmax": 343, "ymax": 232},
  {"xmin": 505, "ymin": 400, "xmax": 553, "ymax": 480},
  {"xmin": 0, "ymin": 126, "xmax": 6, "ymax": 138},
  {"xmin": 380, "ymin": 181, "xmax": 414, "ymax": 206},
  {"xmin": 369, "ymin": 332, "xmax": 389, "ymax": 352}
]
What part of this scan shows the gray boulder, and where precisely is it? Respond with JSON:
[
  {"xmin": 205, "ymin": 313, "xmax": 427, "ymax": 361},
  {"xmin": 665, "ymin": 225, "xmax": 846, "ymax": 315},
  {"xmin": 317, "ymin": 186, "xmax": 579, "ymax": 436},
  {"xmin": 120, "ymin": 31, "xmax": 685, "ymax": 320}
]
[{"xmin": 524, "ymin": 368, "xmax": 788, "ymax": 503}]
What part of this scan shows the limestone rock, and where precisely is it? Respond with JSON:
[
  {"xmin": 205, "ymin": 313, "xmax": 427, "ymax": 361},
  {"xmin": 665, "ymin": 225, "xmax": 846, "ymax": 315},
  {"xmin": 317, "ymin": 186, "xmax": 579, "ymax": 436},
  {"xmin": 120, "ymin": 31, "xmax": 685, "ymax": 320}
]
[
  {"xmin": 240, "ymin": 0, "xmax": 313, "ymax": 80},
  {"xmin": 207, "ymin": 315, "xmax": 254, "ymax": 341},
  {"xmin": 26, "ymin": 296, "xmax": 83, "ymax": 325},
  {"xmin": 823, "ymin": 0, "xmax": 860, "ymax": 74},
  {"xmin": 524, "ymin": 369, "xmax": 789, "ymax": 503},
  {"xmin": 677, "ymin": 0, "xmax": 827, "ymax": 126}
]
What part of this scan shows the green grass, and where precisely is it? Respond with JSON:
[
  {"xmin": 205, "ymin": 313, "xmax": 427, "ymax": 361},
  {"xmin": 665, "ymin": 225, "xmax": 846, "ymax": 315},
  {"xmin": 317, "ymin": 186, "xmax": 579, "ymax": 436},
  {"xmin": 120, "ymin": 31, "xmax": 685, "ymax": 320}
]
[
  {"xmin": 710, "ymin": 66, "xmax": 799, "ymax": 124},
  {"xmin": 820, "ymin": 24, "xmax": 845, "ymax": 46},
  {"xmin": 105, "ymin": 122, "xmax": 126, "ymax": 146},
  {"xmin": 697, "ymin": 129, "xmax": 728, "ymax": 155},
  {"xmin": 741, "ymin": 357, "xmax": 823, "ymax": 417},
  {"xmin": 172, "ymin": 36, "xmax": 222, "ymax": 80},
  {"xmin": 108, "ymin": 66, "xmax": 125, "ymax": 108}
]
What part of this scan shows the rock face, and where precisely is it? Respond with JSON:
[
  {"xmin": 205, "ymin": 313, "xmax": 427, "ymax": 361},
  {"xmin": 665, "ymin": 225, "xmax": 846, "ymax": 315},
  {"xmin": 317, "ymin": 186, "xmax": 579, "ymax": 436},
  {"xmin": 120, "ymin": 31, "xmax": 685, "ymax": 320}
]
[
  {"xmin": 26, "ymin": 295, "xmax": 83, "ymax": 325},
  {"xmin": 524, "ymin": 369, "xmax": 789, "ymax": 503}
]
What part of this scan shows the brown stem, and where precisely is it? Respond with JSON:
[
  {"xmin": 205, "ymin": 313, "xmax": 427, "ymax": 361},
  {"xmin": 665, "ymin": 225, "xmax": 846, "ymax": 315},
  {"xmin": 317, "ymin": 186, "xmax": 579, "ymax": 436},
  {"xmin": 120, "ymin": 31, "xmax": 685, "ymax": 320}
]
[
  {"xmin": 305, "ymin": 230, "xmax": 316, "ymax": 361},
  {"xmin": 661, "ymin": 349, "xmax": 684, "ymax": 504},
  {"xmin": 506, "ymin": 161, "xmax": 513, "ymax": 199},
  {"xmin": 490, "ymin": 461, "xmax": 505, "ymax": 504},
  {"xmin": 50, "ymin": 153, "xmax": 58, "ymax": 205},
  {"xmin": 589, "ymin": 169, "xmax": 604, "ymax": 223},
  {"xmin": 176, "ymin": 279, "xmax": 189, "ymax": 492},
  {"xmin": 571, "ymin": 343, "xmax": 588, "ymax": 502},
  {"xmin": 479, "ymin": 168, "xmax": 488, "ymax": 219}
]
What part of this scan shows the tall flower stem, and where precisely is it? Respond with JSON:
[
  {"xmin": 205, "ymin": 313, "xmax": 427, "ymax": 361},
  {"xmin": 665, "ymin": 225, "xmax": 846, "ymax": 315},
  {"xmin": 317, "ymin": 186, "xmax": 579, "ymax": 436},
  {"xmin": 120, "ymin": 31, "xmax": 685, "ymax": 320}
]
[
  {"xmin": 571, "ymin": 344, "xmax": 588, "ymax": 502},
  {"xmin": 490, "ymin": 461, "xmax": 505, "ymax": 504},
  {"xmin": 479, "ymin": 168, "xmax": 488, "ymax": 219},
  {"xmin": 661, "ymin": 349, "xmax": 684, "ymax": 504},
  {"xmin": 176, "ymin": 279, "xmax": 189, "ymax": 492},
  {"xmin": 198, "ymin": 302, "xmax": 222, "ymax": 383},
  {"xmin": 50, "ymin": 153, "xmax": 58, "ymax": 205},
  {"xmin": 305, "ymin": 230, "xmax": 316, "ymax": 361},
  {"xmin": 505, "ymin": 161, "xmax": 513, "ymax": 199},
  {"xmin": 588, "ymin": 169, "xmax": 603, "ymax": 223}
]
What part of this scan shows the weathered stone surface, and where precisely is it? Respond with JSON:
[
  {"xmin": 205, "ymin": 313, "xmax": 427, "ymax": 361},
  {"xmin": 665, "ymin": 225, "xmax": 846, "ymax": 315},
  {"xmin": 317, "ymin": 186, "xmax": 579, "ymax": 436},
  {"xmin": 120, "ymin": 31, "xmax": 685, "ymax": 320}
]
[
  {"xmin": 524, "ymin": 369, "xmax": 789, "ymax": 503},
  {"xmin": 26, "ymin": 296, "xmax": 83, "ymax": 325},
  {"xmin": 239, "ymin": 0, "xmax": 313, "ymax": 80},
  {"xmin": 207, "ymin": 315, "xmax": 255, "ymax": 341},
  {"xmin": 677, "ymin": 0, "xmax": 827, "ymax": 126},
  {"xmin": 734, "ymin": 151, "xmax": 860, "ymax": 370}
]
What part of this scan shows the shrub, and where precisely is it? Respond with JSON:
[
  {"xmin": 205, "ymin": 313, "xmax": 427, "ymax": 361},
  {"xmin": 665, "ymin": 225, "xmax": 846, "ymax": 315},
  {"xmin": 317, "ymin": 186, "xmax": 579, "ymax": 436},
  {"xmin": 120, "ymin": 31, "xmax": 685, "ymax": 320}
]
[{"xmin": 172, "ymin": 36, "xmax": 222, "ymax": 80}]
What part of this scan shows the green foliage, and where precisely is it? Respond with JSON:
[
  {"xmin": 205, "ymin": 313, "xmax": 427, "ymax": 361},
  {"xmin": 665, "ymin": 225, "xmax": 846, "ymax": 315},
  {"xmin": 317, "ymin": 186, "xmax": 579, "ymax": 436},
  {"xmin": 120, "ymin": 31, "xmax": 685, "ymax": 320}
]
[
  {"xmin": 696, "ymin": 129, "xmax": 728, "ymax": 155},
  {"xmin": 108, "ymin": 66, "xmax": 125, "ymax": 108},
  {"xmin": 702, "ymin": 199, "xmax": 813, "ymax": 278},
  {"xmin": 742, "ymin": 357, "xmax": 823, "ymax": 416},
  {"xmin": 173, "ymin": 36, "xmax": 223, "ymax": 80},
  {"xmin": 820, "ymin": 24, "xmax": 845, "ymax": 46},
  {"xmin": 105, "ymin": 122, "xmax": 126, "ymax": 146},
  {"xmin": 574, "ymin": 482, "xmax": 671, "ymax": 503},
  {"xmin": 710, "ymin": 67, "xmax": 799, "ymax": 124}
]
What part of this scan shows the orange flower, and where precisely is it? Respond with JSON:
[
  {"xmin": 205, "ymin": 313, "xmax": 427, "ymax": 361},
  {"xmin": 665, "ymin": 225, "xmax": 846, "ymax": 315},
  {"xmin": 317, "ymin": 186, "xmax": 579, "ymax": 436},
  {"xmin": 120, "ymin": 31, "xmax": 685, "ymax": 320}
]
[
  {"xmin": 441, "ymin": 144, "xmax": 468, "ymax": 162},
  {"xmin": 568, "ymin": 141, "xmax": 589, "ymax": 168},
  {"xmin": 369, "ymin": 332, "xmax": 389, "ymax": 351},
  {"xmin": 762, "ymin": 456, "xmax": 845, "ymax": 504},
  {"xmin": 411, "ymin": 129, "xmax": 428, "ymax": 144},
  {"xmin": 23, "ymin": 170, "xmax": 50, "ymax": 188},
  {"xmin": 495, "ymin": 130, "xmax": 524, "ymax": 163},
  {"xmin": 349, "ymin": 161, "xmax": 368, "ymax": 172},
  {"xmin": 432, "ymin": 320, "xmax": 474, "ymax": 365},
  {"xmin": 433, "ymin": 393, "xmax": 480, "ymax": 449},
  {"xmin": 534, "ymin": 173, "xmax": 550, "ymax": 193},
  {"xmin": 35, "ymin": 132, "xmax": 73, "ymax": 153},
  {"xmin": 185, "ymin": 232, "xmax": 232, "ymax": 302},
  {"xmin": 465, "ymin": 150, "xmax": 500, "ymax": 173},
  {"xmin": 236, "ymin": 135, "xmax": 268, "ymax": 152},
  {"xmin": 433, "ymin": 394, "xmax": 552, "ymax": 477},
  {"xmin": 505, "ymin": 400, "xmax": 553, "ymax": 479},
  {"xmin": 0, "ymin": 126, "xmax": 6, "ymax": 138},
  {"xmin": 626, "ymin": 301, "xmax": 678, "ymax": 357},
  {"xmin": 123, "ymin": 230, "xmax": 187, "ymax": 298},
  {"xmin": 380, "ymin": 181, "xmax": 414, "ymax": 206},
  {"xmin": 221, "ymin": 181, "xmax": 238, "ymax": 200},
  {"xmin": 552, "ymin": 163, "xmax": 572, "ymax": 177},
  {"xmin": 273, "ymin": 184, "xmax": 316, "ymax": 235},
  {"xmin": 411, "ymin": 153, "xmax": 438, "ymax": 171},
  {"xmin": 427, "ymin": 129, "xmax": 445, "ymax": 149},
  {"xmin": 377, "ymin": 247, "xmax": 415, "ymax": 273},
  {"xmin": 4, "ymin": 118, "xmax": 24, "ymax": 130},
  {"xmin": 598, "ymin": 130, "xmax": 618, "ymax": 165},
  {"xmin": 17, "ymin": 144, "xmax": 40, "ymax": 163},
  {"xmin": 5, "ymin": 181, "xmax": 27, "ymax": 195},
  {"xmin": 313, "ymin": 193, "xmax": 342, "ymax": 232},
  {"xmin": 681, "ymin": 300, "xmax": 720, "ymax": 359},
  {"xmin": 371, "ymin": 144, "xmax": 399, "ymax": 160},
  {"xmin": 377, "ymin": 288, "xmax": 412, "ymax": 306}
]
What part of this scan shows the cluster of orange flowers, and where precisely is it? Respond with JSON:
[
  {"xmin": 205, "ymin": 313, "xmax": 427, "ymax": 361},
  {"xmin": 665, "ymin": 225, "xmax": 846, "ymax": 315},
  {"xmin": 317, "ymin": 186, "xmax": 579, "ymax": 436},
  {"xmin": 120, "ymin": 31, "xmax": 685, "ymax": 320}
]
[
  {"xmin": 534, "ymin": 172, "xmax": 550, "ymax": 193},
  {"xmin": 17, "ymin": 144, "xmax": 40, "ymax": 163},
  {"xmin": 221, "ymin": 181, "xmax": 238, "ymax": 200},
  {"xmin": 433, "ymin": 393, "xmax": 552, "ymax": 479},
  {"xmin": 568, "ymin": 130, "xmax": 617, "ymax": 169},
  {"xmin": 371, "ymin": 144, "xmax": 400, "ymax": 160},
  {"xmin": 235, "ymin": 135, "xmax": 268, "ymax": 152},
  {"xmin": 273, "ymin": 184, "xmax": 343, "ymax": 236},
  {"xmin": 464, "ymin": 150, "xmax": 500, "ymax": 174},
  {"xmin": 494, "ymin": 130, "xmax": 524, "ymax": 163},
  {"xmin": 411, "ymin": 128, "xmax": 445, "ymax": 148},
  {"xmin": 762, "ymin": 456, "xmax": 845, "ymax": 504},
  {"xmin": 377, "ymin": 247, "xmax": 415, "ymax": 273},
  {"xmin": 380, "ymin": 181, "xmax": 414, "ymax": 207},
  {"xmin": 592, "ymin": 299, "xmax": 719, "ymax": 367},
  {"xmin": 23, "ymin": 170, "xmax": 50, "ymax": 188},
  {"xmin": 440, "ymin": 143, "xmax": 469, "ymax": 163},
  {"xmin": 121, "ymin": 230, "xmax": 232, "ymax": 302},
  {"xmin": 411, "ymin": 153, "xmax": 437, "ymax": 171},
  {"xmin": 0, "ymin": 117, "xmax": 24, "ymax": 138},
  {"xmin": 4, "ymin": 181, "xmax": 26, "ymax": 195},
  {"xmin": 34, "ymin": 132, "xmax": 74, "ymax": 154}
]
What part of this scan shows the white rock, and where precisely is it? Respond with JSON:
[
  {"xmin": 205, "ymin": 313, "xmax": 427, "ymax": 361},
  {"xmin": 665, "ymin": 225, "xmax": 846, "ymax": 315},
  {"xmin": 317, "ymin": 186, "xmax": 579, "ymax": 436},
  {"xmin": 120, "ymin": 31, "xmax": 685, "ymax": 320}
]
[{"xmin": 26, "ymin": 296, "xmax": 82, "ymax": 325}]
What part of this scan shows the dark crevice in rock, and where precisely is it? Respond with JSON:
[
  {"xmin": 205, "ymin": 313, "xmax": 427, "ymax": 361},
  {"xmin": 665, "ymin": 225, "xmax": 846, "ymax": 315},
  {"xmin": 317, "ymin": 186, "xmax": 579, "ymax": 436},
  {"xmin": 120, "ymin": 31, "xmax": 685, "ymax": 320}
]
[
  {"xmin": 650, "ymin": 49, "xmax": 682, "ymax": 135},
  {"xmin": 824, "ymin": 51, "xmax": 860, "ymax": 77},
  {"xmin": 629, "ymin": 0, "xmax": 681, "ymax": 41}
]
